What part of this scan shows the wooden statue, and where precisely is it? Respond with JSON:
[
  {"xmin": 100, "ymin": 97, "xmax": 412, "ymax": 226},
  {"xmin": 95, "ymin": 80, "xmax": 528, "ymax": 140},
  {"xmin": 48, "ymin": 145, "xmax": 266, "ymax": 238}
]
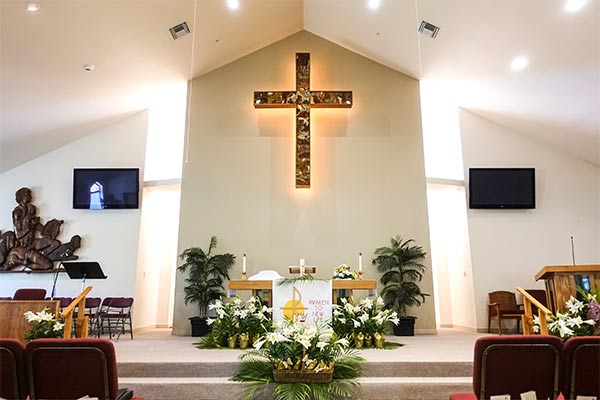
[{"xmin": 0, "ymin": 187, "xmax": 82, "ymax": 272}]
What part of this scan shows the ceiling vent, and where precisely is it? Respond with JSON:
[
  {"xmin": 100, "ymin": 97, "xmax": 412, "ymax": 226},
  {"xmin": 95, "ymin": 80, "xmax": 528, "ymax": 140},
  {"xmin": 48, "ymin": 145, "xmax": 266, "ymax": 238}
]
[
  {"xmin": 169, "ymin": 22, "xmax": 190, "ymax": 40},
  {"xmin": 418, "ymin": 21, "xmax": 440, "ymax": 39}
]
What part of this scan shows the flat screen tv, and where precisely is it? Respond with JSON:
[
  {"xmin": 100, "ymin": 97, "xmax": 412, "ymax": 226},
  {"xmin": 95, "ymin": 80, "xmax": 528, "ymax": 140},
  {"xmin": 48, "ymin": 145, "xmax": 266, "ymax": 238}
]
[
  {"xmin": 469, "ymin": 168, "xmax": 535, "ymax": 209},
  {"xmin": 73, "ymin": 168, "xmax": 139, "ymax": 209}
]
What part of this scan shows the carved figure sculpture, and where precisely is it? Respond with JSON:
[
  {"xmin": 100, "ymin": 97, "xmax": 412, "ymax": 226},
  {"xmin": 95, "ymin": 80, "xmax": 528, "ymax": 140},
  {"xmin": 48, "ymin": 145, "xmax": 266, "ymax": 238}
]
[
  {"xmin": 0, "ymin": 230, "xmax": 16, "ymax": 268},
  {"xmin": 12, "ymin": 187, "xmax": 42, "ymax": 248},
  {"xmin": 0, "ymin": 187, "xmax": 82, "ymax": 272}
]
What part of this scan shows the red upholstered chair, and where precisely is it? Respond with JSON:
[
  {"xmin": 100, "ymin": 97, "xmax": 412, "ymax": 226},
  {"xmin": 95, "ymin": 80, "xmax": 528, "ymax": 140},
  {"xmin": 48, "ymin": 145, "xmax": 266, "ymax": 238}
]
[
  {"xmin": 13, "ymin": 288, "xmax": 47, "ymax": 300},
  {"xmin": 562, "ymin": 336, "xmax": 600, "ymax": 399},
  {"xmin": 24, "ymin": 338, "xmax": 138, "ymax": 400},
  {"xmin": 449, "ymin": 335, "xmax": 563, "ymax": 400},
  {"xmin": 0, "ymin": 339, "xmax": 26, "ymax": 400},
  {"xmin": 488, "ymin": 291, "xmax": 525, "ymax": 334}
]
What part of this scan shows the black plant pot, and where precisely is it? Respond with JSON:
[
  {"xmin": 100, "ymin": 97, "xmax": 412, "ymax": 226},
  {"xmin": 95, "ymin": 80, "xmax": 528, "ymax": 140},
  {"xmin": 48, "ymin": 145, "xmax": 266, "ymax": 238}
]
[
  {"xmin": 189, "ymin": 317, "xmax": 211, "ymax": 337},
  {"xmin": 393, "ymin": 316, "xmax": 417, "ymax": 336}
]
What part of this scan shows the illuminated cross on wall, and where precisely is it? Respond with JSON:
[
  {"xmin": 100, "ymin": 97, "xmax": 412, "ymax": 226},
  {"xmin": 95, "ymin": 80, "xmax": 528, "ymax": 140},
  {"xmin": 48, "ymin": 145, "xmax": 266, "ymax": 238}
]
[{"xmin": 254, "ymin": 53, "xmax": 353, "ymax": 188}]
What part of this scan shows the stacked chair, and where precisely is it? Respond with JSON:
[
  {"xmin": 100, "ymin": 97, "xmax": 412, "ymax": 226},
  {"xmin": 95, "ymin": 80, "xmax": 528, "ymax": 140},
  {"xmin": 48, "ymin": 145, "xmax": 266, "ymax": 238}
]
[
  {"xmin": 96, "ymin": 297, "xmax": 134, "ymax": 340},
  {"xmin": 450, "ymin": 335, "xmax": 600, "ymax": 400},
  {"xmin": 0, "ymin": 338, "xmax": 142, "ymax": 400}
]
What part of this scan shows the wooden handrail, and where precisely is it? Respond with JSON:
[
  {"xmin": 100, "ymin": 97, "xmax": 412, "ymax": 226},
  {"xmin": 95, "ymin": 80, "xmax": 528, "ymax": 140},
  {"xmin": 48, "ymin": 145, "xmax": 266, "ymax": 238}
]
[
  {"xmin": 516, "ymin": 286, "xmax": 553, "ymax": 335},
  {"xmin": 60, "ymin": 286, "xmax": 93, "ymax": 339}
]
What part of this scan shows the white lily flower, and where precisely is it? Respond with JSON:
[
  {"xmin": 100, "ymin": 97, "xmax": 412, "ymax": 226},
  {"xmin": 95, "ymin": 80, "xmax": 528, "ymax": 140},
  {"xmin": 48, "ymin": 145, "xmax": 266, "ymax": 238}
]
[
  {"xmin": 53, "ymin": 321, "xmax": 64, "ymax": 331},
  {"xmin": 316, "ymin": 341, "xmax": 329, "ymax": 351},
  {"xmin": 353, "ymin": 319, "xmax": 361, "ymax": 328},
  {"xmin": 566, "ymin": 296, "xmax": 584, "ymax": 314},
  {"xmin": 206, "ymin": 317, "xmax": 215, "ymax": 325}
]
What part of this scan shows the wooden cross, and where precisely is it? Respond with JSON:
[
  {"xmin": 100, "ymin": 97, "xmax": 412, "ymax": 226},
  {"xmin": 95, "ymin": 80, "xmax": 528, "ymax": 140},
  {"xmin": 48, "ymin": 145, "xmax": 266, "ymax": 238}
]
[{"xmin": 254, "ymin": 53, "xmax": 353, "ymax": 188}]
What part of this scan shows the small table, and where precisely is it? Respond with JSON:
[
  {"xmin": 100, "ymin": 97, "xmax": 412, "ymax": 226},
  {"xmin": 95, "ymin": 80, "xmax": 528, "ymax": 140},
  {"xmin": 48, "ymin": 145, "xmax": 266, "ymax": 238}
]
[{"xmin": 228, "ymin": 279, "xmax": 377, "ymax": 305}]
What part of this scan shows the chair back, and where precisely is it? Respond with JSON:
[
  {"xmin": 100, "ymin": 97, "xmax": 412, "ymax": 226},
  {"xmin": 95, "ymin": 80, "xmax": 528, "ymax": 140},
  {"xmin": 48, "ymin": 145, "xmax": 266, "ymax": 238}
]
[
  {"xmin": 488, "ymin": 291, "xmax": 519, "ymax": 314},
  {"xmin": 472, "ymin": 335, "xmax": 562, "ymax": 399},
  {"xmin": 86, "ymin": 296, "xmax": 102, "ymax": 309},
  {"xmin": 100, "ymin": 297, "xmax": 133, "ymax": 313},
  {"xmin": 13, "ymin": 288, "xmax": 47, "ymax": 300},
  {"xmin": 46, "ymin": 297, "xmax": 73, "ymax": 309},
  {"xmin": 562, "ymin": 336, "xmax": 600, "ymax": 399},
  {"xmin": 24, "ymin": 338, "xmax": 120, "ymax": 400},
  {"xmin": 525, "ymin": 289, "xmax": 547, "ymax": 315},
  {"xmin": 0, "ymin": 339, "xmax": 26, "ymax": 400}
]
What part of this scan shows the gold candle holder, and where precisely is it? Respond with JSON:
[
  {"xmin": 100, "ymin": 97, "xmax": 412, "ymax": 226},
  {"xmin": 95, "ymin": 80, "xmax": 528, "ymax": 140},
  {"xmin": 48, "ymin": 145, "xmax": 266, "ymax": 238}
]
[
  {"xmin": 358, "ymin": 271, "xmax": 363, "ymax": 280},
  {"xmin": 241, "ymin": 271, "xmax": 247, "ymax": 280}
]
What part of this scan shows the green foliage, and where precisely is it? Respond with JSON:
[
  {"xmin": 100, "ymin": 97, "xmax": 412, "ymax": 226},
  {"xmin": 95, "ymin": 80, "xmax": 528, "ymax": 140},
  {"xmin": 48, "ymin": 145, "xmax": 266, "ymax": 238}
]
[
  {"xmin": 233, "ymin": 345, "xmax": 363, "ymax": 400},
  {"xmin": 331, "ymin": 296, "xmax": 398, "ymax": 345},
  {"xmin": 372, "ymin": 235, "xmax": 429, "ymax": 317},
  {"xmin": 207, "ymin": 296, "xmax": 272, "ymax": 345},
  {"xmin": 276, "ymin": 274, "xmax": 329, "ymax": 286},
  {"xmin": 178, "ymin": 236, "xmax": 235, "ymax": 318},
  {"xmin": 24, "ymin": 307, "xmax": 64, "ymax": 341}
]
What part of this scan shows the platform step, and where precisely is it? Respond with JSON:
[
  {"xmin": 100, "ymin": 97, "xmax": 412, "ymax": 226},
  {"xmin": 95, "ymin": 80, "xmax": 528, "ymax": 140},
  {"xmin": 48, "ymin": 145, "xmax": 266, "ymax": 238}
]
[
  {"xmin": 119, "ymin": 376, "xmax": 472, "ymax": 400},
  {"xmin": 118, "ymin": 360, "xmax": 472, "ymax": 378}
]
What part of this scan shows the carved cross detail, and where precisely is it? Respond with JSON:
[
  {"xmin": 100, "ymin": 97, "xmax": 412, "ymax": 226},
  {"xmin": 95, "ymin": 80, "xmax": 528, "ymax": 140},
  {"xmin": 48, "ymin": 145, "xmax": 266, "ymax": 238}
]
[{"xmin": 254, "ymin": 53, "xmax": 353, "ymax": 188}]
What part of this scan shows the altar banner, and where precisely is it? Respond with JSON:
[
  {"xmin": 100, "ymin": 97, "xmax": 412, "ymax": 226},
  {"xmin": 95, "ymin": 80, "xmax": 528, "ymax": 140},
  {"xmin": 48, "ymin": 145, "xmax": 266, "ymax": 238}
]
[{"xmin": 272, "ymin": 279, "xmax": 332, "ymax": 326}]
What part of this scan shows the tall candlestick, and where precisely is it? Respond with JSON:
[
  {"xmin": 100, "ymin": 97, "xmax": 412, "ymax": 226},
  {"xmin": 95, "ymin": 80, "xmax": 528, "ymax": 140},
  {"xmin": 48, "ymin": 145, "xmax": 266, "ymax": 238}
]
[
  {"xmin": 359, "ymin": 252, "xmax": 363, "ymax": 273},
  {"xmin": 242, "ymin": 253, "xmax": 247, "ymax": 274}
]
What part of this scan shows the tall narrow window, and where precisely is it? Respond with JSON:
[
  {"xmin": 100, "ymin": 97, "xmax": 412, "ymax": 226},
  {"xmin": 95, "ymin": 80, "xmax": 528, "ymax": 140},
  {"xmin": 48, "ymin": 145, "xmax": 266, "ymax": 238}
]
[{"xmin": 89, "ymin": 182, "xmax": 104, "ymax": 210}]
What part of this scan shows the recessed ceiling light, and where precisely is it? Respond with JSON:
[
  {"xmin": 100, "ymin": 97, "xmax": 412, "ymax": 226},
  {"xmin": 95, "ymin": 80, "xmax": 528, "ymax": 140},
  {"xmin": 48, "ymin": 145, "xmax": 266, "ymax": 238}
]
[
  {"xmin": 83, "ymin": 64, "xmax": 96, "ymax": 72},
  {"xmin": 367, "ymin": 0, "xmax": 381, "ymax": 10},
  {"xmin": 26, "ymin": 2, "xmax": 39, "ymax": 11},
  {"xmin": 227, "ymin": 0, "xmax": 240, "ymax": 10},
  {"xmin": 565, "ymin": 0, "xmax": 586, "ymax": 13},
  {"xmin": 510, "ymin": 56, "xmax": 528, "ymax": 71}
]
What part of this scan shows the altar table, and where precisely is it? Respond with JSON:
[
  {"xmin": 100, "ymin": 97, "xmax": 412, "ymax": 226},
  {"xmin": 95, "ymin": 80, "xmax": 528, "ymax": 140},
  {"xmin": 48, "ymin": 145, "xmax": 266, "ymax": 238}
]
[{"xmin": 228, "ymin": 279, "xmax": 377, "ymax": 304}]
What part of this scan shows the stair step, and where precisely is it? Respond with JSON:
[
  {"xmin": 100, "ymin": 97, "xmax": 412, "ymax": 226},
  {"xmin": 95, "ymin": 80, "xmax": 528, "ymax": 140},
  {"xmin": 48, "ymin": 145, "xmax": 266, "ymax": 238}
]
[
  {"xmin": 119, "ymin": 360, "xmax": 472, "ymax": 378},
  {"xmin": 119, "ymin": 376, "xmax": 473, "ymax": 400}
]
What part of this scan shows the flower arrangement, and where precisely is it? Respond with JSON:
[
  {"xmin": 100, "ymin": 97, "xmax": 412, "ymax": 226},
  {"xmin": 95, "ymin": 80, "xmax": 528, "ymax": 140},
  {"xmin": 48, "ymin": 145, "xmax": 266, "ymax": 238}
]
[
  {"xmin": 205, "ymin": 296, "xmax": 272, "ymax": 348},
  {"xmin": 331, "ymin": 296, "xmax": 398, "ymax": 348},
  {"xmin": 23, "ymin": 307, "xmax": 64, "ymax": 341},
  {"xmin": 332, "ymin": 264, "xmax": 357, "ymax": 280},
  {"xmin": 534, "ymin": 288, "xmax": 600, "ymax": 339},
  {"xmin": 233, "ymin": 319, "xmax": 363, "ymax": 400}
]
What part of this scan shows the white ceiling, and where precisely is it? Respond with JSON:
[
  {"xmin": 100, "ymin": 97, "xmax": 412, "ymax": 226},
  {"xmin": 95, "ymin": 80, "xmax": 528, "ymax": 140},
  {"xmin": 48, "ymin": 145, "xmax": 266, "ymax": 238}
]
[{"xmin": 0, "ymin": 0, "xmax": 598, "ymax": 172}]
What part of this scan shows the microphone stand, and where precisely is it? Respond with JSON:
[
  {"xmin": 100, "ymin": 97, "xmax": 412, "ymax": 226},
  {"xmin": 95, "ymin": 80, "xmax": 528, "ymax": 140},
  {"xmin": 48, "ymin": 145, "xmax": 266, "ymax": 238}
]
[{"xmin": 50, "ymin": 262, "xmax": 62, "ymax": 299}]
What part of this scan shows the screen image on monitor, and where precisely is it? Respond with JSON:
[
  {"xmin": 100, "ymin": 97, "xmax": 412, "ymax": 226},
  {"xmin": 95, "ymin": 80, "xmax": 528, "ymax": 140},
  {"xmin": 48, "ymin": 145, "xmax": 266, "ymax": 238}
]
[
  {"xmin": 469, "ymin": 168, "xmax": 535, "ymax": 209},
  {"xmin": 73, "ymin": 168, "xmax": 140, "ymax": 209}
]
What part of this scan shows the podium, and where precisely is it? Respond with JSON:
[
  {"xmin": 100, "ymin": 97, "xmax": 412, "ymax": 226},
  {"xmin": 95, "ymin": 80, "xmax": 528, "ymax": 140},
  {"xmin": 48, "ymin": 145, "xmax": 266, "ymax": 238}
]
[{"xmin": 535, "ymin": 264, "xmax": 600, "ymax": 313}]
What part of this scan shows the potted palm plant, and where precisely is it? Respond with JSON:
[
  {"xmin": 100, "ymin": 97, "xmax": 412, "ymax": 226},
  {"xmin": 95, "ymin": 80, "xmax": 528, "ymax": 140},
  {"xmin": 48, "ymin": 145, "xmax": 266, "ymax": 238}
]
[
  {"xmin": 178, "ymin": 236, "xmax": 235, "ymax": 337},
  {"xmin": 372, "ymin": 235, "xmax": 429, "ymax": 336}
]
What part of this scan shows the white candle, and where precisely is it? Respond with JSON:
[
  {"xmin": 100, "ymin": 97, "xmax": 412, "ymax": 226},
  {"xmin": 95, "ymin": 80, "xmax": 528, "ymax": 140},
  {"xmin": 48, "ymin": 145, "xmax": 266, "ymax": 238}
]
[
  {"xmin": 359, "ymin": 252, "xmax": 363, "ymax": 273},
  {"xmin": 242, "ymin": 253, "xmax": 247, "ymax": 274},
  {"xmin": 300, "ymin": 258, "xmax": 305, "ymax": 274}
]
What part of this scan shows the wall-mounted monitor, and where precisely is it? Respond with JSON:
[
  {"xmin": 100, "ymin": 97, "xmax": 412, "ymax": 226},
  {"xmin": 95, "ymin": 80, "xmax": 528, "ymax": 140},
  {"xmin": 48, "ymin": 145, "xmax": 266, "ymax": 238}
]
[
  {"xmin": 469, "ymin": 168, "xmax": 535, "ymax": 209},
  {"xmin": 73, "ymin": 168, "xmax": 140, "ymax": 209}
]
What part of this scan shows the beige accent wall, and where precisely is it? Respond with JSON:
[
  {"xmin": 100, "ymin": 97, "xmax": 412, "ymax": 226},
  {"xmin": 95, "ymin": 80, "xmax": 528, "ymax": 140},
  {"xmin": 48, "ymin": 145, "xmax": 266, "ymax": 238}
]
[{"xmin": 173, "ymin": 31, "xmax": 435, "ymax": 335}]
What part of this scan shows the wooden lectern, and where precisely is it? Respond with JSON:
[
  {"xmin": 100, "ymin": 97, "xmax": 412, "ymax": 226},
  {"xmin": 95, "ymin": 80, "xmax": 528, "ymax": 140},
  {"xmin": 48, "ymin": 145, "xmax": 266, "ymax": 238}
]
[{"xmin": 535, "ymin": 264, "xmax": 600, "ymax": 313}]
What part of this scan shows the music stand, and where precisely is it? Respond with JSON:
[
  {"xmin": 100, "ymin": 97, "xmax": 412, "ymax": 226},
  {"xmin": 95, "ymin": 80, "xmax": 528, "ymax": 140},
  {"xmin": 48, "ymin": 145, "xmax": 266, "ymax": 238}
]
[{"xmin": 63, "ymin": 261, "xmax": 108, "ymax": 292}]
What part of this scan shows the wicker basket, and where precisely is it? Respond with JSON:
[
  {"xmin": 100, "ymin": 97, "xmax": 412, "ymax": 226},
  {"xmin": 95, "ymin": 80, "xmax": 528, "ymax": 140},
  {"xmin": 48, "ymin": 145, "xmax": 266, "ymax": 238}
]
[{"xmin": 273, "ymin": 368, "xmax": 334, "ymax": 383}]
